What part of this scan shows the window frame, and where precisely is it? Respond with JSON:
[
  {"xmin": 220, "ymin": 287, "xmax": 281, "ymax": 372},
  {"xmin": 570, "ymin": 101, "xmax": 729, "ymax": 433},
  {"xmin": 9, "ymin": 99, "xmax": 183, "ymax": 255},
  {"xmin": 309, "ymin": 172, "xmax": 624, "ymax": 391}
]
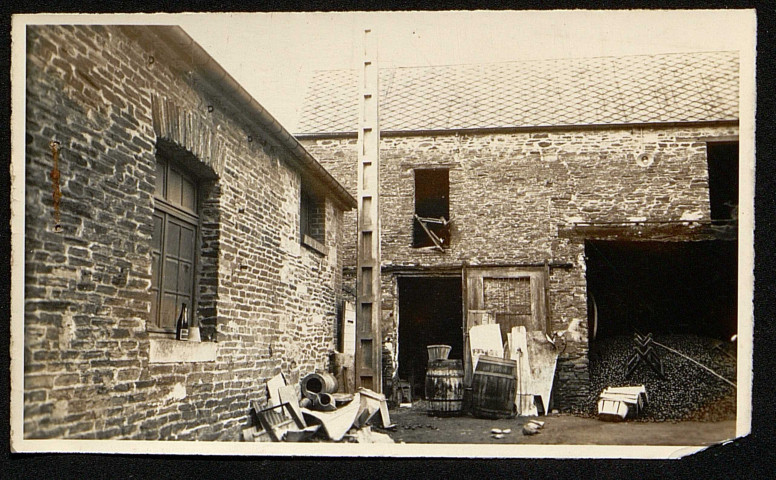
[
  {"xmin": 150, "ymin": 156, "xmax": 200, "ymax": 335},
  {"xmin": 300, "ymin": 184, "xmax": 327, "ymax": 254},
  {"xmin": 412, "ymin": 167, "xmax": 451, "ymax": 249}
]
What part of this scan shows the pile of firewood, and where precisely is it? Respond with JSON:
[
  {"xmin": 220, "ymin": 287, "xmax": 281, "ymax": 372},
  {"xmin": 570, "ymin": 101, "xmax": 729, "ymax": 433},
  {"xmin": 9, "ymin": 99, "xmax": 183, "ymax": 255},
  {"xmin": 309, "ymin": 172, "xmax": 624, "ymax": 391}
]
[{"xmin": 584, "ymin": 334, "xmax": 737, "ymax": 421}]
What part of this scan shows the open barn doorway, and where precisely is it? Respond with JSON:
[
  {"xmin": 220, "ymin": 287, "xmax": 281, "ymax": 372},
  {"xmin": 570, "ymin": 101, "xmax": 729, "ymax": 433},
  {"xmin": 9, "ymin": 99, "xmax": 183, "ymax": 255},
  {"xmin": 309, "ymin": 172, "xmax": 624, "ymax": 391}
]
[
  {"xmin": 585, "ymin": 239, "xmax": 737, "ymax": 341},
  {"xmin": 397, "ymin": 276, "xmax": 463, "ymax": 399},
  {"xmin": 584, "ymin": 239, "xmax": 738, "ymax": 421}
]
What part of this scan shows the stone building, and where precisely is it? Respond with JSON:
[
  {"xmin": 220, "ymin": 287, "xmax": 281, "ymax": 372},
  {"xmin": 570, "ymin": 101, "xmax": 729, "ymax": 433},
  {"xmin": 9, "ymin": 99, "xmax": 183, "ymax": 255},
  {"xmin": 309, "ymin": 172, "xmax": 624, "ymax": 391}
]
[
  {"xmin": 23, "ymin": 25, "xmax": 355, "ymax": 440},
  {"xmin": 296, "ymin": 51, "xmax": 740, "ymax": 409}
]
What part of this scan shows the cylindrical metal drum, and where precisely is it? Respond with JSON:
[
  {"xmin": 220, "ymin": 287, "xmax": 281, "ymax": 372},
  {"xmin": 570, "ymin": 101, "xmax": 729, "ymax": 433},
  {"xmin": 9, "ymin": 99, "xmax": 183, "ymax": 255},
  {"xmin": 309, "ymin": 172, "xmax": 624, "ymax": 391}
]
[
  {"xmin": 427, "ymin": 344, "xmax": 452, "ymax": 361},
  {"xmin": 471, "ymin": 356, "xmax": 517, "ymax": 419},
  {"xmin": 301, "ymin": 372, "xmax": 339, "ymax": 399},
  {"xmin": 425, "ymin": 359, "xmax": 464, "ymax": 416}
]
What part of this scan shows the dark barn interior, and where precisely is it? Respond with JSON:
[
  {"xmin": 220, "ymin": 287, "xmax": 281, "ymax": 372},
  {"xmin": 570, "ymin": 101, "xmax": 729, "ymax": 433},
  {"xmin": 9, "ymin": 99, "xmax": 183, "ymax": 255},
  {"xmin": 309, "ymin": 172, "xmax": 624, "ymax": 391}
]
[
  {"xmin": 706, "ymin": 142, "xmax": 739, "ymax": 223},
  {"xmin": 585, "ymin": 239, "xmax": 737, "ymax": 341},
  {"xmin": 398, "ymin": 276, "xmax": 463, "ymax": 397}
]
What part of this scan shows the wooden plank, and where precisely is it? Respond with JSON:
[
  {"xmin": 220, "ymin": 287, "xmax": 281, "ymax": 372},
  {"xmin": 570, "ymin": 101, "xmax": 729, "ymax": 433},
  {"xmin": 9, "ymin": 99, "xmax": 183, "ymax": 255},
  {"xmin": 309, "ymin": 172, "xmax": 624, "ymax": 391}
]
[
  {"xmin": 525, "ymin": 330, "xmax": 558, "ymax": 414},
  {"xmin": 277, "ymin": 384, "xmax": 306, "ymax": 428},
  {"xmin": 469, "ymin": 323, "xmax": 504, "ymax": 372},
  {"xmin": 508, "ymin": 326, "xmax": 538, "ymax": 416},
  {"xmin": 266, "ymin": 373, "xmax": 287, "ymax": 406}
]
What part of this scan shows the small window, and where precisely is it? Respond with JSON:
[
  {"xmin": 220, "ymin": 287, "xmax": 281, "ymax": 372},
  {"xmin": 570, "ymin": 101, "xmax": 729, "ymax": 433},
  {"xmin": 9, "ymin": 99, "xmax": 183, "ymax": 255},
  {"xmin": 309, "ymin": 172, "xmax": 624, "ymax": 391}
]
[
  {"xmin": 151, "ymin": 155, "xmax": 199, "ymax": 334},
  {"xmin": 300, "ymin": 186, "xmax": 326, "ymax": 251},
  {"xmin": 413, "ymin": 168, "xmax": 451, "ymax": 249},
  {"xmin": 706, "ymin": 142, "xmax": 739, "ymax": 224}
]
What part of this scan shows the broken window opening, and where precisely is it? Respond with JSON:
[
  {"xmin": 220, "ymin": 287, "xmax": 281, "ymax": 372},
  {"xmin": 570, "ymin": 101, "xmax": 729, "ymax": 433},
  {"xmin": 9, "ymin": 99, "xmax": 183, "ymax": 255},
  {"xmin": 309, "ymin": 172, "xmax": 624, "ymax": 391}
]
[
  {"xmin": 706, "ymin": 141, "xmax": 739, "ymax": 225},
  {"xmin": 413, "ymin": 168, "xmax": 451, "ymax": 249}
]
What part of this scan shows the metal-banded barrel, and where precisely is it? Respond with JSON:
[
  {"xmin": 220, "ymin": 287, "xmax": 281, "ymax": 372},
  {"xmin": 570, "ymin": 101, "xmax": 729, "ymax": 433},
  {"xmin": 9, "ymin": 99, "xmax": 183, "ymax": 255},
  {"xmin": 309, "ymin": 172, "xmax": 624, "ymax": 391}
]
[
  {"xmin": 425, "ymin": 359, "xmax": 464, "ymax": 416},
  {"xmin": 471, "ymin": 356, "xmax": 517, "ymax": 419}
]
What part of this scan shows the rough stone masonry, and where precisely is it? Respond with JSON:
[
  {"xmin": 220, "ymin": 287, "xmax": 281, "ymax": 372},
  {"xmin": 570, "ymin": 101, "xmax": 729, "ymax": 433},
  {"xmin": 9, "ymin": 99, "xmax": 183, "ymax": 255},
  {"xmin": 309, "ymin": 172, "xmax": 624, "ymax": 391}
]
[
  {"xmin": 23, "ymin": 25, "xmax": 354, "ymax": 440},
  {"xmin": 302, "ymin": 123, "xmax": 739, "ymax": 409}
]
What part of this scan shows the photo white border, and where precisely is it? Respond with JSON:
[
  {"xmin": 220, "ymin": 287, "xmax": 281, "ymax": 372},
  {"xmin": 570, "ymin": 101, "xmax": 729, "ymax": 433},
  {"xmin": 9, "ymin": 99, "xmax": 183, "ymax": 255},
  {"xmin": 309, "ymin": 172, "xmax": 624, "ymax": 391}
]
[{"xmin": 9, "ymin": 10, "xmax": 757, "ymax": 458}]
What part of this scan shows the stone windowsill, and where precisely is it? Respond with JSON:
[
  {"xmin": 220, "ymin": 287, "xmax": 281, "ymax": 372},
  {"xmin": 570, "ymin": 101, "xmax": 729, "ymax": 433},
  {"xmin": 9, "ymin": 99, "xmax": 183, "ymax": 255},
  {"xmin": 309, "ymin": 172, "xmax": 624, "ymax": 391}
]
[
  {"xmin": 302, "ymin": 234, "xmax": 327, "ymax": 255},
  {"xmin": 149, "ymin": 338, "xmax": 218, "ymax": 364}
]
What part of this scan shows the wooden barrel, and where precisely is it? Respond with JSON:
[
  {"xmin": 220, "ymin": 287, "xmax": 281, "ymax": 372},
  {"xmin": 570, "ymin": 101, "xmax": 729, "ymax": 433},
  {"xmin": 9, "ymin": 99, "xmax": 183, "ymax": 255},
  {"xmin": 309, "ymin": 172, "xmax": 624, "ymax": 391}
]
[
  {"xmin": 425, "ymin": 359, "xmax": 464, "ymax": 416},
  {"xmin": 471, "ymin": 356, "xmax": 517, "ymax": 419}
]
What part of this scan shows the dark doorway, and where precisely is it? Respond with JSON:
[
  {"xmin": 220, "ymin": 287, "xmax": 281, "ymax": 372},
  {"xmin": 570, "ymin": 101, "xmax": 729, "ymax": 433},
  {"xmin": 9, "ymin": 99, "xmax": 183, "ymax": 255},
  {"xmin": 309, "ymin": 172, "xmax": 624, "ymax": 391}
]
[
  {"xmin": 585, "ymin": 240, "xmax": 737, "ymax": 341},
  {"xmin": 398, "ymin": 276, "xmax": 463, "ymax": 398},
  {"xmin": 707, "ymin": 142, "xmax": 739, "ymax": 223}
]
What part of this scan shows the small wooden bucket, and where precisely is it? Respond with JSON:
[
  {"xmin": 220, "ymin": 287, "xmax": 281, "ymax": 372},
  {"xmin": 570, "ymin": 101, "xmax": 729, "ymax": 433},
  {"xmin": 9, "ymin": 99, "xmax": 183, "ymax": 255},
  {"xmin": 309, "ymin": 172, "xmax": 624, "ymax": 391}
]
[{"xmin": 427, "ymin": 344, "xmax": 452, "ymax": 361}]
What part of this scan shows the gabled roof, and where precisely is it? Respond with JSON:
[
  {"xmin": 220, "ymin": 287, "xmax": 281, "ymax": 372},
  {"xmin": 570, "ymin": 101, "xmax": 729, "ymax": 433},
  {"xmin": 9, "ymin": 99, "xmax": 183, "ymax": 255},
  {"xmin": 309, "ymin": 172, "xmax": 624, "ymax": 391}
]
[{"xmin": 296, "ymin": 51, "xmax": 739, "ymax": 135}]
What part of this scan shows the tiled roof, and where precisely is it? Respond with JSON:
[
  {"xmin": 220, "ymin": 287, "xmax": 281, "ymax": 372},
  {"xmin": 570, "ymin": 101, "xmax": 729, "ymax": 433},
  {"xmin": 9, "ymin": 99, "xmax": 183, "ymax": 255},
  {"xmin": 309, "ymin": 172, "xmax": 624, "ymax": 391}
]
[{"xmin": 296, "ymin": 51, "xmax": 739, "ymax": 134}]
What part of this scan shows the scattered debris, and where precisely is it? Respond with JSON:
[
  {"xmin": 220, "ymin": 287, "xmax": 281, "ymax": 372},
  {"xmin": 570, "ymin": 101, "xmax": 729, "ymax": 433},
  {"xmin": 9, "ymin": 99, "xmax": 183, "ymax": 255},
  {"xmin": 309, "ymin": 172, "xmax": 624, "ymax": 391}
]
[
  {"xmin": 331, "ymin": 393, "xmax": 354, "ymax": 406},
  {"xmin": 277, "ymin": 384, "xmax": 306, "ymax": 427},
  {"xmin": 302, "ymin": 392, "xmax": 362, "ymax": 441},
  {"xmin": 283, "ymin": 425, "xmax": 320, "ymax": 442},
  {"xmin": 490, "ymin": 427, "xmax": 512, "ymax": 439},
  {"xmin": 597, "ymin": 385, "xmax": 647, "ymax": 421},
  {"xmin": 522, "ymin": 419, "xmax": 545, "ymax": 435},
  {"xmin": 311, "ymin": 392, "xmax": 337, "ymax": 411},
  {"xmin": 351, "ymin": 426, "xmax": 396, "ymax": 444},
  {"xmin": 251, "ymin": 401, "xmax": 302, "ymax": 442},
  {"xmin": 356, "ymin": 388, "xmax": 394, "ymax": 429}
]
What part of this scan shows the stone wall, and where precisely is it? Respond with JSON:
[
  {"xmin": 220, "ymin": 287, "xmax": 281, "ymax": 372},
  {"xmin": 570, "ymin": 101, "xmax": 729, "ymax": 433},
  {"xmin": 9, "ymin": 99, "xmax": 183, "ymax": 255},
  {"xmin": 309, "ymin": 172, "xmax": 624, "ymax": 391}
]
[
  {"xmin": 302, "ymin": 123, "xmax": 738, "ymax": 408},
  {"xmin": 24, "ymin": 25, "xmax": 345, "ymax": 440}
]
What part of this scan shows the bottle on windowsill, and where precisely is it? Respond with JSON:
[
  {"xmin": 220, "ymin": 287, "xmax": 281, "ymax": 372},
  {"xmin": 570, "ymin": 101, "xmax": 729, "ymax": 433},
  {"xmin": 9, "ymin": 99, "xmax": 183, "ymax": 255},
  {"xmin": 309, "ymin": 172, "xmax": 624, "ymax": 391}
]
[{"xmin": 175, "ymin": 303, "xmax": 189, "ymax": 341}]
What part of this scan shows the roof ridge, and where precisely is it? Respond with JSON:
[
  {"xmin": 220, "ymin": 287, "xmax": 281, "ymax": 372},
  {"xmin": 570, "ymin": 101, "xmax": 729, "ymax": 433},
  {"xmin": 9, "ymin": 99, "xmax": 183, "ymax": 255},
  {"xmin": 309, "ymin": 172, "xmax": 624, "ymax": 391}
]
[{"xmin": 306, "ymin": 50, "xmax": 739, "ymax": 73}]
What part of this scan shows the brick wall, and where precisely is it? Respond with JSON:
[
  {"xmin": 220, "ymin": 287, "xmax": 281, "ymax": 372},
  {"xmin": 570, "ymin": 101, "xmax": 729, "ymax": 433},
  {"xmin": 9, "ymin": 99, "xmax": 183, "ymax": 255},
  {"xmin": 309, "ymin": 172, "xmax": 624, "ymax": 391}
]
[
  {"xmin": 303, "ymin": 123, "xmax": 737, "ymax": 408},
  {"xmin": 24, "ymin": 25, "xmax": 345, "ymax": 440}
]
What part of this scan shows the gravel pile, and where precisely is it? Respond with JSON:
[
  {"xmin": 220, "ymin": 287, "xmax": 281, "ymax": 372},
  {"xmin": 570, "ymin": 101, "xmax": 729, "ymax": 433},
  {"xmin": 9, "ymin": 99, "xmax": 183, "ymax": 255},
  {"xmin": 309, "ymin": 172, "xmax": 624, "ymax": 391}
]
[{"xmin": 581, "ymin": 334, "xmax": 737, "ymax": 421}]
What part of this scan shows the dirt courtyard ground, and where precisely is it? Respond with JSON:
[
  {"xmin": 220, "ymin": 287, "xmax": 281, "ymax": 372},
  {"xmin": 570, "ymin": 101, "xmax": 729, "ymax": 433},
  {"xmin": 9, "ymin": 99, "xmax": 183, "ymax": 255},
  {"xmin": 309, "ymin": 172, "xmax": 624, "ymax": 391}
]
[{"xmin": 382, "ymin": 402, "xmax": 736, "ymax": 446}]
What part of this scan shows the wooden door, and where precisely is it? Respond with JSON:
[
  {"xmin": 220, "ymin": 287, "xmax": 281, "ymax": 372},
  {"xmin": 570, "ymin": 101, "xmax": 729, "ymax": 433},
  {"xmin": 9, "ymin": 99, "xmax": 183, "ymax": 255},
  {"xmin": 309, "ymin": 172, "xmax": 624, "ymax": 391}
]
[{"xmin": 463, "ymin": 267, "xmax": 548, "ymax": 385}]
